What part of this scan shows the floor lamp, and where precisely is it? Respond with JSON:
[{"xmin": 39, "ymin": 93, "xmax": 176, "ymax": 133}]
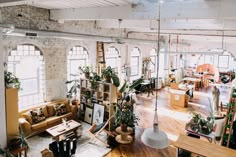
[{"xmin": 141, "ymin": 1, "xmax": 169, "ymax": 149}]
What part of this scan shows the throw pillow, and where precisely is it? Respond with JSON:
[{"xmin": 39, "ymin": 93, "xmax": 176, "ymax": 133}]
[
  {"xmin": 30, "ymin": 108, "xmax": 46, "ymax": 124},
  {"xmin": 54, "ymin": 104, "xmax": 67, "ymax": 116}
]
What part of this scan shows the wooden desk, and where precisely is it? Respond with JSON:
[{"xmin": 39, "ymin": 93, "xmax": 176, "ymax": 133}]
[
  {"xmin": 183, "ymin": 77, "xmax": 201, "ymax": 90},
  {"xmin": 174, "ymin": 134, "xmax": 236, "ymax": 157}
]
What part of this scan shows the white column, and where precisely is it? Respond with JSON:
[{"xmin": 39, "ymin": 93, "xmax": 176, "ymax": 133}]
[
  {"xmin": 0, "ymin": 32, "xmax": 7, "ymax": 147},
  {"xmin": 163, "ymin": 37, "xmax": 169, "ymax": 86}
]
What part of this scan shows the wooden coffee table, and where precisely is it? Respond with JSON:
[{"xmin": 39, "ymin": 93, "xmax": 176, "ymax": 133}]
[{"xmin": 46, "ymin": 120, "xmax": 81, "ymax": 141}]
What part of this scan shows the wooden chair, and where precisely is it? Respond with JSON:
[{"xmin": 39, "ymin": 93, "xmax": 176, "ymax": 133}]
[
  {"xmin": 88, "ymin": 115, "xmax": 115, "ymax": 147},
  {"xmin": 49, "ymin": 138, "xmax": 77, "ymax": 157}
]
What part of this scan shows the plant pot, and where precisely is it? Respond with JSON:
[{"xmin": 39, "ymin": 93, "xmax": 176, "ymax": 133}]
[
  {"xmin": 106, "ymin": 76, "xmax": 111, "ymax": 83},
  {"xmin": 72, "ymin": 99, "xmax": 79, "ymax": 106},
  {"xmin": 6, "ymin": 83, "xmax": 14, "ymax": 88},
  {"xmin": 9, "ymin": 138, "xmax": 22, "ymax": 148},
  {"xmin": 120, "ymin": 123, "xmax": 128, "ymax": 132},
  {"xmin": 85, "ymin": 72, "xmax": 90, "ymax": 79}
]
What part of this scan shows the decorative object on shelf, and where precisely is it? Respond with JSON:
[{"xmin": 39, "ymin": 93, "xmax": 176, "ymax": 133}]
[
  {"xmin": 101, "ymin": 66, "xmax": 120, "ymax": 87},
  {"xmin": 4, "ymin": 71, "xmax": 21, "ymax": 89},
  {"xmin": 92, "ymin": 103, "xmax": 105, "ymax": 125},
  {"xmin": 84, "ymin": 107, "xmax": 93, "ymax": 124},
  {"xmin": 115, "ymin": 78, "xmax": 143, "ymax": 131},
  {"xmin": 79, "ymin": 65, "xmax": 92, "ymax": 79},
  {"xmin": 65, "ymin": 76, "xmax": 80, "ymax": 106},
  {"xmin": 141, "ymin": 0, "xmax": 169, "ymax": 149}
]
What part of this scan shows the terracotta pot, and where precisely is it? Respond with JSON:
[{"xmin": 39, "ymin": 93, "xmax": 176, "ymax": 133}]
[
  {"xmin": 85, "ymin": 72, "xmax": 90, "ymax": 79},
  {"xmin": 72, "ymin": 99, "xmax": 79, "ymax": 106},
  {"xmin": 120, "ymin": 123, "xmax": 128, "ymax": 132},
  {"xmin": 106, "ymin": 76, "xmax": 111, "ymax": 83}
]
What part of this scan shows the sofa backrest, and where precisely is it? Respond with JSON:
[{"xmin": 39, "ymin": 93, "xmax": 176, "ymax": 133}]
[{"xmin": 19, "ymin": 99, "xmax": 71, "ymax": 124}]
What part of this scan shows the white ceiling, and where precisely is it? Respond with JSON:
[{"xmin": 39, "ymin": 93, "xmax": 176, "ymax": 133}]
[{"xmin": 2, "ymin": 0, "xmax": 236, "ymax": 55}]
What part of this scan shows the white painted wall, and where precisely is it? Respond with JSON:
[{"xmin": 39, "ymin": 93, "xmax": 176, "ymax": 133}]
[{"xmin": 0, "ymin": 32, "xmax": 7, "ymax": 148}]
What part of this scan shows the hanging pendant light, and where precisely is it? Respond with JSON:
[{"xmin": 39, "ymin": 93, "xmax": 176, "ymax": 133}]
[{"xmin": 141, "ymin": 0, "xmax": 169, "ymax": 149}]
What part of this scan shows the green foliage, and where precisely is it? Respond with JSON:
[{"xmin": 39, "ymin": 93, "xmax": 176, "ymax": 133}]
[
  {"xmin": 101, "ymin": 66, "xmax": 120, "ymax": 87},
  {"xmin": 186, "ymin": 112, "xmax": 214, "ymax": 135},
  {"xmin": 65, "ymin": 79, "xmax": 80, "ymax": 98},
  {"xmin": 89, "ymin": 72, "xmax": 101, "ymax": 89},
  {"xmin": 79, "ymin": 65, "xmax": 92, "ymax": 73},
  {"xmin": 4, "ymin": 71, "xmax": 21, "ymax": 89}
]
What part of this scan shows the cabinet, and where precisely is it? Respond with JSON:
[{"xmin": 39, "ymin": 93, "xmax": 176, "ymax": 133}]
[
  {"xmin": 5, "ymin": 88, "xmax": 19, "ymax": 144},
  {"xmin": 79, "ymin": 79, "xmax": 117, "ymax": 130}
]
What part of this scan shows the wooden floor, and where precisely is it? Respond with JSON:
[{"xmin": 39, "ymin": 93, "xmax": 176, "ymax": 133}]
[{"xmin": 105, "ymin": 86, "xmax": 230, "ymax": 157}]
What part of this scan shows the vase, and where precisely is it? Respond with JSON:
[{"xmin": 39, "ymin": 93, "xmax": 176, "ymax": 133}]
[
  {"xmin": 106, "ymin": 76, "xmax": 111, "ymax": 83},
  {"xmin": 85, "ymin": 72, "xmax": 90, "ymax": 79},
  {"xmin": 72, "ymin": 99, "xmax": 79, "ymax": 106},
  {"xmin": 120, "ymin": 123, "xmax": 128, "ymax": 132}
]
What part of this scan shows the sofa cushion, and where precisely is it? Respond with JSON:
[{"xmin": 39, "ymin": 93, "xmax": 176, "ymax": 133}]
[
  {"xmin": 31, "ymin": 120, "xmax": 47, "ymax": 131},
  {"xmin": 46, "ymin": 116, "xmax": 61, "ymax": 125},
  {"xmin": 54, "ymin": 104, "xmax": 67, "ymax": 116},
  {"xmin": 41, "ymin": 106, "xmax": 49, "ymax": 118},
  {"xmin": 47, "ymin": 105, "xmax": 55, "ymax": 117},
  {"xmin": 22, "ymin": 112, "xmax": 33, "ymax": 125},
  {"xmin": 30, "ymin": 108, "xmax": 46, "ymax": 124}
]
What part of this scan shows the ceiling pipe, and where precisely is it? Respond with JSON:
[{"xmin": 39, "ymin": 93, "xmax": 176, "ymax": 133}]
[
  {"xmin": 3, "ymin": 27, "xmax": 165, "ymax": 44},
  {"xmin": 128, "ymin": 31, "xmax": 236, "ymax": 37}
]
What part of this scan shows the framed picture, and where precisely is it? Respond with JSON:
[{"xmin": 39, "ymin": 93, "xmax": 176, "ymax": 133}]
[
  {"xmin": 218, "ymin": 55, "xmax": 229, "ymax": 68},
  {"xmin": 92, "ymin": 103, "xmax": 105, "ymax": 125},
  {"xmin": 84, "ymin": 107, "xmax": 93, "ymax": 124}
]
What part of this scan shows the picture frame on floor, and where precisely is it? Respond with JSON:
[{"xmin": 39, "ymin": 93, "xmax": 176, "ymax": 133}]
[
  {"xmin": 84, "ymin": 107, "xmax": 93, "ymax": 124},
  {"xmin": 92, "ymin": 103, "xmax": 105, "ymax": 125}
]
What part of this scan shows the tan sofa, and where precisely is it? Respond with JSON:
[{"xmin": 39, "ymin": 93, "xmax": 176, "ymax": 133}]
[{"xmin": 19, "ymin": 99, "xmax": 78, "ymax": 137}]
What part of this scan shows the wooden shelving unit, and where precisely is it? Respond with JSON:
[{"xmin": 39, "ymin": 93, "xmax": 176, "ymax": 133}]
[
  {"xmin": 79, "ymin": 78, "xmax": 117, "ymax": 130},
  {"xmin": 221, "ymin": 87, "xmax": 236, "ymax": 147}
]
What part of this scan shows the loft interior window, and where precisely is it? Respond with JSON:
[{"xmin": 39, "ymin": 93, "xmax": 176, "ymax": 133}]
[
  {"xmin": 218, "ymin": 55, "xmax": 229, "ymax": 68},
  {"xmin": 131, "ymin": 47, "xmax": 141, "ymax": 76},
  {"xmin": 67, "ymin": 46, "xmax": 89, "ymax": 89},
  {"xmin": 150, "ymin": 48, "xmax": 157, "ymax": 73},
  {"xmin": 7, "ymin": 44, "xmax": 45, "ymax": 110},
  {"xmin": 105, "ymin": 47, "xmax": 120, "ymax": 74}
]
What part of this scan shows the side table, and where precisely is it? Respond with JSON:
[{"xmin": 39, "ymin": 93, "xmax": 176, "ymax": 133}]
[
  {"xmin": 10, "ymin": 146, "xmax": 27, "ymax": 157},
  {"xmin": 115, "ymin": 126, "xmax": 133, "ymax": 144}
]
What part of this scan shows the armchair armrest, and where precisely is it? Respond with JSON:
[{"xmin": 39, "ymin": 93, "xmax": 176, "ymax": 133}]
[{"xmin": 19, "ymin": 118, "xmax": 32, "ymax": 137}]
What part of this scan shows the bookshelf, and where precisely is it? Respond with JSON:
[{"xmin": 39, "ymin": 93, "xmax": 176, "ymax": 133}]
[{"xmin": 79, "ymin": 78, "xmax": 117, "ymax": 130}]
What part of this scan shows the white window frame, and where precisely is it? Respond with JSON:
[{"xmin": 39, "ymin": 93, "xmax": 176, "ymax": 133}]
[
  {"xmin": 67, "ymin": 46, "xmax": 89, "ymax": 89},
  {"xmin": 7, "ymin": 44, "xmax": 45, "ymax": 110},
  {"xmin": 130, "ymin": 48, "xmax": 141, "ymax": 77},
  {"xmin": 105, "ymin": 47, "xmax": 120, "ymax": 76}
]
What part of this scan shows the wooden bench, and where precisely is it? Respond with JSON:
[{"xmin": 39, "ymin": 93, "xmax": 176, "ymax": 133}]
[{"xmin": 173, "ymin": 134, "xmax": 236, "ymax": 157}]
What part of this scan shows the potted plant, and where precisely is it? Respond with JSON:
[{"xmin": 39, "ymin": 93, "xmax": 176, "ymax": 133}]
[
  {"xmin": 65, "ymin": 77, "xmax": 80, "ymax": 106},
  {"xmin": 101, "ymin": 66, "xmax": 120, "ymax": 87},
  {"xmin": 115, "ymin": 78, "xmax": 143, "ymax": 131},
  {"xmin": 4, "ymin": 71, "xmax": 21, "ymax": 89},
  {"xmin": 89, "ymin": 72, "xmax": 101, "ymax": 89},
  {"xmin": 79, "ymin": 65, "xmax": 92, "ymax": 79}
]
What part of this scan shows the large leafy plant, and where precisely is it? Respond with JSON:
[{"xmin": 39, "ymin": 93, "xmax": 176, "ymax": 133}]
[
  {"xmin": 101, "ymin": 66, "xmax": 120, "ymax": 87},
  {"xmin": 65, "ymin": 74, "xmax": 80, "ymax": 99},
  {"xmin": 115, "ymin": 78, "xmax": 143, "ymax": 126}
]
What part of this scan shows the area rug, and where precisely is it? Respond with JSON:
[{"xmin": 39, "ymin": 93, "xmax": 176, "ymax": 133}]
[{"xmin": 27, "ymin": 122, "xmax": 111, "ymax": 157}]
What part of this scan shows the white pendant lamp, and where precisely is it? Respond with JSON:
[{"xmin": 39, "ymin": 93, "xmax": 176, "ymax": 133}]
[{"xmin": 141, "ymin": 0, "xmax": 169, "ymax": 149}]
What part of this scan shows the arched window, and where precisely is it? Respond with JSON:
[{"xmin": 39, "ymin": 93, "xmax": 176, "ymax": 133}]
[
  {"xmin": 67, "ymin": 46, "xmax": 89, "ymax": 81},
  {"xmin": 150, "ymin": 48, "xmax": 157, "ymax": 74},
  {"xmin": 130, "ymin": 47, "xmax": 141, "ymax": 76},
  {"xmin": 7, "ymin": 44, "xmax": 45, "ymax": 110},
  {"xmin": 105, "ymin": 47, "xmax": 120, "ymax": 75}
]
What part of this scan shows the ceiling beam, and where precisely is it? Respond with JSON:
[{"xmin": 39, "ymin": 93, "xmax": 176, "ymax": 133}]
[
  {"xmin": 50, "ymin": 3, "xmax": 158, "ymax": 21},
  {"xmin": 50, "ymin": 0, "xmax": 236, "ymax": 21},
  {"xmin": 0, "ymin": 0, "xmax": 24, "ymax": 3}
]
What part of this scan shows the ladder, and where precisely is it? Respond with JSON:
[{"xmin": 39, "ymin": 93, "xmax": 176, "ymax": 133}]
[
  {"xmin": 96, "ymin": 41, "xmax": 106, "ymax": 75},
  {"xmin": 221, "ymin": 87, "xmax": 236, "ymax": 147}
]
